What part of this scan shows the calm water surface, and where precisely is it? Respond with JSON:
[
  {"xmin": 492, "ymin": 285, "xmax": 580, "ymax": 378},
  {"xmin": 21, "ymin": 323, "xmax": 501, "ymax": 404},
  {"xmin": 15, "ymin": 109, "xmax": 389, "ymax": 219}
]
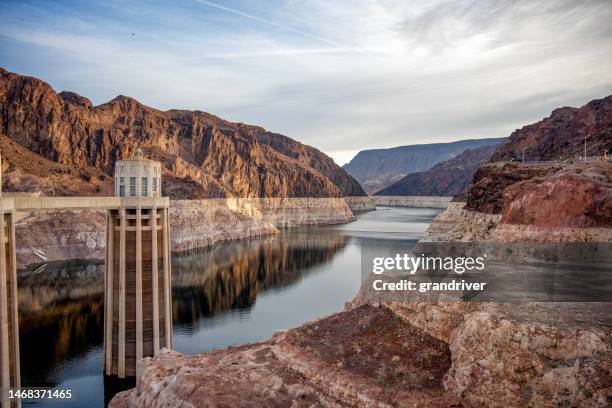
[{"xmin": 17, "ymin": 206, "xmax": 442, "ymax": 407}]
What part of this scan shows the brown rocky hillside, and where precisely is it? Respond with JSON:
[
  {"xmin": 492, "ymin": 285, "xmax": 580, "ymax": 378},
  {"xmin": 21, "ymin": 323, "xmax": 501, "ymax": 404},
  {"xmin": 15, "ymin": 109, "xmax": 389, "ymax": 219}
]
[
  {"xmin": 374, "ymin": 144, "xmax": 501, "ymax": 197},
  {"xmin": 0, "ymin": 67, "xmax": 365, "ymax": 198},
  {"xmin": 491, "ymin": 95, "xmax": 612, "ymax": 161},
  {"xmin": 465, "ymin": 95, "xmax": 612, "ymax": 229}
]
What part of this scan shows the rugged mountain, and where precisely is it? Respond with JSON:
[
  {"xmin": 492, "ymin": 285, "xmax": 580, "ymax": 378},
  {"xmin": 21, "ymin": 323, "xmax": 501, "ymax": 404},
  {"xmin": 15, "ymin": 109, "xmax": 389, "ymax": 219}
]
[
  {"xmin": 343, "ymin": 138, "xmax": 505, "ymax": 194},
  {"xmin": 0, "ymin": 133, "xmax": 113, "ymax": 196},
  {"xmin": 463, "ymin": 95, "xmax": 612, "ymax": 230},
  {"xmin": 374, "ymin": 144, "xmax": 501, "ymax": 197},
  {"xmin": 0, "ymin": 67, "xmax": 365, "ymax": 198},
  {"xmin": 490, "ymin": 95, "xmax": 612, "ymax": 161}
]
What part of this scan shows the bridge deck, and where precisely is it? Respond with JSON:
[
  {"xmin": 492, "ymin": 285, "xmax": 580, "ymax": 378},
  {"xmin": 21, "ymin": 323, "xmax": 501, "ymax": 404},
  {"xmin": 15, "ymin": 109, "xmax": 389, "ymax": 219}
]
[{"xmin": 4, "ymin": 196, "xmax": 169, "ymax": 212}]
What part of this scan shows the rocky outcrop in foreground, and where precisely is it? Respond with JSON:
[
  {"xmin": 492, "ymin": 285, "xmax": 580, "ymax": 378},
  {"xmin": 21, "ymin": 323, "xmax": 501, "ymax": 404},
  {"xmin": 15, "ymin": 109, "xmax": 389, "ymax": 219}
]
[
  {"xmin": 111, "ymin": 301, "xmax": 611, "ymax": 407},
  {"xmin": 15, "ymin": 198, "xmax": 355, "ymax": 268},
  {"xmin": 111, "ymin": 306, "xmax": 460, "ymax": 407},
  {"xmin": 0, "ymin": 67, "xmax": 364, "ymax": 198}
]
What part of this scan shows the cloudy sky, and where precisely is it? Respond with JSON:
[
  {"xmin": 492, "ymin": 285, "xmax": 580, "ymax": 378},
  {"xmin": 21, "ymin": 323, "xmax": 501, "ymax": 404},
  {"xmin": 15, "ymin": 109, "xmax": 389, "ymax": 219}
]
[{"xmin": 1, "ymin": 0, "xmax": 611, "ymax": 165}]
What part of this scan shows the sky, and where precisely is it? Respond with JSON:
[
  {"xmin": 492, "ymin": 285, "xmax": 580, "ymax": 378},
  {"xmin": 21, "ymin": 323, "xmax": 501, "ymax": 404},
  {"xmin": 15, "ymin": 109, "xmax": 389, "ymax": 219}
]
[{"xmin": 1, "ymin": 0, "xmax": 611, "ymax": 165}]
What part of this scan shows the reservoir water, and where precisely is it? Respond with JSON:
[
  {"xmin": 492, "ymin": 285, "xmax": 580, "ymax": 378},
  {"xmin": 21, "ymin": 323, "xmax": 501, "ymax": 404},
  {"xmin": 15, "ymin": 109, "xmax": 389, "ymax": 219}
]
[{"xmin": 17, "ymin": 206, "xmax": 443, "ymax": 407}]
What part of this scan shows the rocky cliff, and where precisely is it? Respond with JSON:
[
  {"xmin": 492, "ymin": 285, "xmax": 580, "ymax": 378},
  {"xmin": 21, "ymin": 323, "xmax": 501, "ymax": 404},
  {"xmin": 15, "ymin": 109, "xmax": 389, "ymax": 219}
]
[
  {"xmin": 0, "ymin": 67, "xmax": 365, "ymax": 198},
  {"xmin": 375, "ymin": 144, "xmax": 500, "ymax": 196},
  {"xmin": 14, "ymin": 197, "xmax": 355, "ymax": 269},
  {"xmin": 490, "ymin": 95, "xmax": 612, "ymax": 161},
  {"xmin": 343, "ymin": 138, "xmax": 504, "ymax": 194},
  {"xmin": 425, "ymin": 95, "xmax": 612, "ymax": 242},
  {"xmin": 465, "ymin": 161, "xmax": 612, "ymax": 228},
  {"xmin": 0, "ymin": 134, "xmax": 113, "ymax": 196}
]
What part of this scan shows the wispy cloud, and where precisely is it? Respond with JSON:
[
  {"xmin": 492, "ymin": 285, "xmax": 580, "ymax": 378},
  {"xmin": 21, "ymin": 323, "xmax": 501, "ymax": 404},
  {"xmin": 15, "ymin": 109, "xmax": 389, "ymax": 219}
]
[
  {"xmin": 0, "ymin": 0, "xmax": 610, "ymax": 165},
  {"xmin": 193, "ymin": 0, "xmax": 374, "ymax": 56}
]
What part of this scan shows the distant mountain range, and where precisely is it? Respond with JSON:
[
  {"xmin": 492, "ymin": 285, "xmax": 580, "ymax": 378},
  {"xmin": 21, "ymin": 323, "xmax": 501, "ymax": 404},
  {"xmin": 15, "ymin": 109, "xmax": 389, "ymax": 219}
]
[
  {"xmin": 343, "ymin": 138, "xmax": 505, "ymax": 194},
  {"xmin": 374, "ymin": 144, "xmax": 501, "ymax": 197},
  {"xmin": 0, "ymin": 67, "xmax": 365, "ymax": 198}
]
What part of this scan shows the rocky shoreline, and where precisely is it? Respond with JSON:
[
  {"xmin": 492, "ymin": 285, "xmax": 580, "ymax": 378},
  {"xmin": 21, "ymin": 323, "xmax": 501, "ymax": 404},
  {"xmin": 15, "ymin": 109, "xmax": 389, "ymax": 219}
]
[
  {"xmin": 424, "ymin": 201, "xmax": 612, "ymax": 243},
  {"xmin": 15, "ymin": 197, "xmax": 358, "ymax": 269},
  {"xmin": 372, "ymin": 195, "xmax": 452, "ymax": 208},
  {"xmin": 111, "ymin": 300, "xmax": 611, "ymax": 407},
  {"xmin": 110, "ymin": 198, "xmax": 612, "ymax": 407}
]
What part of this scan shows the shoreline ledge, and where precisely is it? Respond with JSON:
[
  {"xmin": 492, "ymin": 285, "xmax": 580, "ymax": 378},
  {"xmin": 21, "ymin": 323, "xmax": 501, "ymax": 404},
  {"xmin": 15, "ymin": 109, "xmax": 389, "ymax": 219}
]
[
  {"xmin": 110, "ymin": 198, "xmax": 611, "ymax": 407},
  {"xmin": 15, "ymin": 197, "xmax": 357, "ymax": 269},
  {"xmin": 372, "ymin": 196, "xmax": 452, "ymax": 208}
]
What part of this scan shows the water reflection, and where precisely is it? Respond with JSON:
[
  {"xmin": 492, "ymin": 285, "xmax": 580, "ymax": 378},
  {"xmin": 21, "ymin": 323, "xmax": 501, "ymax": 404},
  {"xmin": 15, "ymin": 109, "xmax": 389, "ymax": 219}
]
[
  {"xmin": 17, "ymin": 228, "xmax": 351, "ymax": 406},
  {"xmin": 16, "ymin": 206, "xmax": 442, "ymax": 407},
  {"xmin": 172, "ymin": 230, "xmax": 348, "ymax": 327}
]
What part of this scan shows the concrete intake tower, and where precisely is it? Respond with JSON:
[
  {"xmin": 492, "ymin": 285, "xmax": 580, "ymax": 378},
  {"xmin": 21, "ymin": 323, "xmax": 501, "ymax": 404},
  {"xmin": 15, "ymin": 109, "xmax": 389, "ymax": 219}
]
[{"xmin": 105, "ymin": 149, "xmax": 172, "ymax": 379}]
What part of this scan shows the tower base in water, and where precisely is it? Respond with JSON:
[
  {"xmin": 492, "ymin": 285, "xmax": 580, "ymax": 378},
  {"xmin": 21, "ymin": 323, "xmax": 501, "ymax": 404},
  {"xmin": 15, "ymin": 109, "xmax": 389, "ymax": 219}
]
[{"xmin": 104, "ymin": 198, "xmax": 172, "ymax": 379}]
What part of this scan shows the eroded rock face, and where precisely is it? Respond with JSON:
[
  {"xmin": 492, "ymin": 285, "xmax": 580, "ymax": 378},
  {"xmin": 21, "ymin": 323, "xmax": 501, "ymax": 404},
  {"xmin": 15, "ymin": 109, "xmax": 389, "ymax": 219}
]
[
  {"xmin": 15, "ymin": 198, "xmax": 355, "ymax": 269},
  {"xmin": 372, "ymin": 196, "xmax": 452, "ymax": 208},
  {"xmin": 0, "ymin": 67, "xmax": 365, "ymax": 198},
  {"xmin": 111, "ymin": 346, "xmax": 348, "ymax": 408},
  {"xmin": 342, "ymin": 196, "xmax": 376, "ymax": 212},
  {"xmin": 385, "ymin": 302, "xmax": 612, "ymax": 408},
  {"xmin": 111, "ymin": 302, "xmax": 611, "ymax": 407},
  {"xmin": 490, "ymin": 95, "xmax": 612, "ymax": 162},
  {"xmin": 502, "ymin": 171, "xmax": 612, "ymax": 228},
  {"xmin": 463, "ymin": 161, "xmax": 612, "ymax": 232},
  {"xmin": 111, "ymin": 306, "xmax": 460, "ymax": 407},
  {"xmin": 1, "ymin": 134, "xmax": 112, "ymax": 196}
]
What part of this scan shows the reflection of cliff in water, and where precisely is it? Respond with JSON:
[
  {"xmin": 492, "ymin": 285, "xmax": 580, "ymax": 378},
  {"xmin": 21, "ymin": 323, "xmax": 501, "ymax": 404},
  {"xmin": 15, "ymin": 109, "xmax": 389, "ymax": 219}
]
[
  {"xmin": 172, "ymin": 229, "xmax": 349, "ymax": 326},
  {"xmin": 16, "ymin": 229, "xmax": 348, "ymax": 387},
  {"xmin": 17, "ymin": 260, "xmax": 106, "ymax": 387}
]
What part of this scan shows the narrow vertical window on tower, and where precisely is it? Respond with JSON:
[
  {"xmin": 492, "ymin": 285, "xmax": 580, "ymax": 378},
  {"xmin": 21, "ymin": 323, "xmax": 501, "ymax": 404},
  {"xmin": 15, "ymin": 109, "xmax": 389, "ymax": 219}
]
[
  {"xmin": 119, "ymin": 177, "xmax": 125, "ymax": 197},
  {"xmin": 130, "ymin": 177, "xmax": 136, "ymax": 196},
  {"xmin": 153, "ymin": 177, "xmax": 157, "ymax": 195},
  {"xmin": 142, "ymin": 177, "xmax": 148, "ymax": 196}
]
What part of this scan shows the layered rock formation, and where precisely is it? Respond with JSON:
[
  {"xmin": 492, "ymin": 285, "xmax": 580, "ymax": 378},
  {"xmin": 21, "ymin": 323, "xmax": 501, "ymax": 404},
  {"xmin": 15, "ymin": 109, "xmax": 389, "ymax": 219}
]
[
  {"xmin": 15, "ymin": 197, "xmax": 354, "ymax": 269},
  {"xmin": 112, "ymin": 300, "xmax": 611, "ymax": 407},
  {"xmin": 0, "ymin": 67, "xmax": 365, "ymax": 199},
  {"xmin": 343, "ymin": 138, "xmax": 504, "ymax": 194},
  {"xmin": 454, "ymin": 161, "xmax": 612, "ymax": 241},
  {"xmin": 372, "ymin": 196, "xmax": 452, "ymax": 208},
  {"xmin": 375, "ymin": 144, "xmax": 500, "ymax": 197},
  {"xmin": 111, "ymin": 306, "xmax": 461, "ymax": 407},
  {"xmin": 491, "ymin": 95, "xmax": 612, "ymax": 161},
  {"xmin": 422, "ymin": 95, "xmax": 612, "ymax": 242},
  {"xmin": 0, "ymin": 134, "xmax": 112, "ymax": 196},
  {"xmin": 343, "ymin": 196, "xmax": 376, "ymax": 212}
]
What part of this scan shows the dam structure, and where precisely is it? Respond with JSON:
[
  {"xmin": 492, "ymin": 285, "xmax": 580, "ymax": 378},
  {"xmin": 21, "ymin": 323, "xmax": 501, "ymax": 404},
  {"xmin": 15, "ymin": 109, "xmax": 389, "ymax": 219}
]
[
  {"xmin": 0, "ymin": 149, "xmax": 172, "ymax": 406},
  {"xmin": 0, "ymin": 152, "xmax": 20, "ymax": 408},
  {"xmin": 105, "ymin": 149, "xmax": 172, "ymax": 379}
]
